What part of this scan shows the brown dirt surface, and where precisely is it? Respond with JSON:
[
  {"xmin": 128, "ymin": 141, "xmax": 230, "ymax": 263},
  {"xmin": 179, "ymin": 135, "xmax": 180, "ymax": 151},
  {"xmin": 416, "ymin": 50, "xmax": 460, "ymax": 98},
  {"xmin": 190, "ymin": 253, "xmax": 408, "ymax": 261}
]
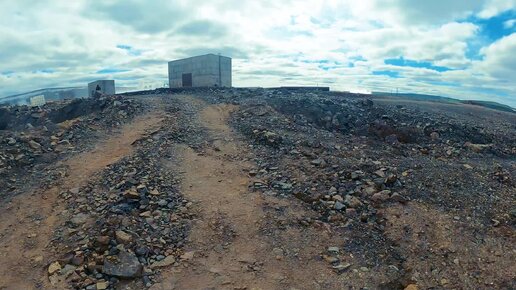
[
  {"xmin": 0, "ymin": 88, "xmax": 514, "ymax": 290},
  {"xmin": 151, "ymin": 99, "xmax": 345, "ymax": 290},
  {"xmin": 0, "ymin": 111, "xmax": 163, "ymax": 290}
]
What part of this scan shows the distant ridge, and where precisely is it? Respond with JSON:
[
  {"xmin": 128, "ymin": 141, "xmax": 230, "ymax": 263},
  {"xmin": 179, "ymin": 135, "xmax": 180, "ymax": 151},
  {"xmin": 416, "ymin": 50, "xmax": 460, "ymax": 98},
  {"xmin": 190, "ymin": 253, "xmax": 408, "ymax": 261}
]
[{"xmin": 372, "ymin": 92, "xmax": 515, "ymax": 113}]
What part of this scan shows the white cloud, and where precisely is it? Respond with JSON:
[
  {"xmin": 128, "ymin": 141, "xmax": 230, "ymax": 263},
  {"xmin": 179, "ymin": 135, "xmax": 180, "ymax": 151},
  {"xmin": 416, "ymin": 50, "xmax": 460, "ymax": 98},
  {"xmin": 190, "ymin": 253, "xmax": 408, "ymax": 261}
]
[
  {"xmin": 477, "ymin": 0, "xmax": 516, "ymax": 18},
  {"xmin": 475, "ymin": 33, "xmax": 516, "ymax": 79},
  {"xmin": 0, "ymin": 0, "xmax": 514, "ymax": 107},
  {"xmin": 504, "ymin": 19, "xmax": 516, "ymax": 28},
  {"xmin": 371, "ymin": 0, "xmax": 483, "ymax": 25}
]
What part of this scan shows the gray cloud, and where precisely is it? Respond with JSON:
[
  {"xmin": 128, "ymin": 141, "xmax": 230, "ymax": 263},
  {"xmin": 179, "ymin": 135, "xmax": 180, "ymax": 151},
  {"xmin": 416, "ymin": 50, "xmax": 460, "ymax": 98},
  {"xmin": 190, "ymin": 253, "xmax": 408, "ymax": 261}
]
[
  {"xmin": 83, "ymin": 0, "xmax": 186, "ymax": 33},
  {"xmin": 174, "ymin": 20, "xmax": 229, "ymax": 38},
  {"xmin": 0, "ymin": 0, "xmax": 515, "ymax": 107},
  {"xmin": 379, "ymin": 0, "xmax": 484, "ymax": 25},
  {"xmin": 175, "ymin": 46, "xmax": 248, "ymax": 59}
]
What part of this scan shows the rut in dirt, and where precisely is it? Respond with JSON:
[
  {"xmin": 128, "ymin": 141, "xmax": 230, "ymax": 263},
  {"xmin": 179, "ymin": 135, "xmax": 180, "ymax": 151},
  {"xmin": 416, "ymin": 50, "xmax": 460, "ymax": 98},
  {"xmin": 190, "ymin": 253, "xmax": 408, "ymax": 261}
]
[
  {"xmin": 152, "ymin": 96, "xmax": 347, "ymax": 290},
  {"xmin": 1, "ymin": 89, "xmax": 513, "ymax": 290},
  {"xmin": 0, "ymin": 107, "xmax": 164, "ymax": 289}
]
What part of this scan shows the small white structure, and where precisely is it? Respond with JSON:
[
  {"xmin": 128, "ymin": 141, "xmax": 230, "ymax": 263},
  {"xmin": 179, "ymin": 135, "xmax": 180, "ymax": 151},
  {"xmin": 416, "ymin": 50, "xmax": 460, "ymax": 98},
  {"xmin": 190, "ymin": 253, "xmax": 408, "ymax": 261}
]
[
  {"xmin": 88, "ymin": 80, "xmax": 115, "ymax": 97},
  {"xmin": 30, "ymin": 95, "xmax": 46, "ymax": 107},
  {"xmin": 168, "ymin": 54, "xmax": 232, "ymax": 88}
]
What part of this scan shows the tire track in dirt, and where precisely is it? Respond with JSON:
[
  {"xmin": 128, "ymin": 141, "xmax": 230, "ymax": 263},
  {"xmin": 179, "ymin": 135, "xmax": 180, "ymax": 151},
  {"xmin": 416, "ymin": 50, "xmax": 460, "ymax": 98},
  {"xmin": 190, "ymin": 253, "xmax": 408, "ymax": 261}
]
[
  {"xmin": 0, "ymin": 110, "xmax": 164, "ymax": 290},
  {"xmin": 153, "ymin": 96, "xmax": 344, "ymax": 290}
]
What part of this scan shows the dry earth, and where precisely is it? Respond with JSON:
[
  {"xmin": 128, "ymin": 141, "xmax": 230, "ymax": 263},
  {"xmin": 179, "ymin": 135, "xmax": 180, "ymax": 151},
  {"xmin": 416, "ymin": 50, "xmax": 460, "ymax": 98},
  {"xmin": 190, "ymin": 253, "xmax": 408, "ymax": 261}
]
[
  {"xmin": 0, "ymin": 110, "xmax": 163, "ymax": 289},
  {"xmin": 0, "ymin": 89, "xmax": 514, "ymax": 290}
]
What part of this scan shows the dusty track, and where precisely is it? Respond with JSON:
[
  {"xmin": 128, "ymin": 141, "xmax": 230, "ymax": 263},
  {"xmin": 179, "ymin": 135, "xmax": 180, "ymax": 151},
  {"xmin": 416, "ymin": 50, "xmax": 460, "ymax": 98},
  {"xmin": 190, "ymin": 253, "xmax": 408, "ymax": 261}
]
[
  {"xmin": 152, "ymin": 97, "xmax": 344, "ymax": 290},
  {"xmin": 0, "ymin": 111, "xmax": 163, "ymax": 290}
]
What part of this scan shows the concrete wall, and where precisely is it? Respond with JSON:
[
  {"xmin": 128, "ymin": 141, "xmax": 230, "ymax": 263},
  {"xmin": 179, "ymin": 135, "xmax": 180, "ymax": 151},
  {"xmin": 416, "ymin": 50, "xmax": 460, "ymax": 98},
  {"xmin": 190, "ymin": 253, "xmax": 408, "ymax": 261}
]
[
  {"xmin": 168, "ymin": 54, "xmax": 232, "ymax": 88},
  {"xmin": 88, "ymin": 80, "xmax": 115, "ymax": 97}
]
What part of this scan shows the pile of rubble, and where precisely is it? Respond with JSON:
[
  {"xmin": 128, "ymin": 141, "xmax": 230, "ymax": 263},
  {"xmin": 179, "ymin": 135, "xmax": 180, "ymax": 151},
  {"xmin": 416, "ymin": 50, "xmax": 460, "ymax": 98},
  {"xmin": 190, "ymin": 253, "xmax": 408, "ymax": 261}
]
[
  {"xmin": 48, "ymin": 108, "xmax": 192, "ymax": 289},
  {"xmin": 219, "ymin": 89, "xmax": 514, "ymax": 287},
  {"xmin": 0, "ymin": 96, "xmax": 142, "ymax": 196},
  {"xmin": 1, "ymin": 88, "xmax": 513, "ymax": 289},
  {"xmin": 227, "ymin": 91, "xmax": 515, "ymax": 221}
]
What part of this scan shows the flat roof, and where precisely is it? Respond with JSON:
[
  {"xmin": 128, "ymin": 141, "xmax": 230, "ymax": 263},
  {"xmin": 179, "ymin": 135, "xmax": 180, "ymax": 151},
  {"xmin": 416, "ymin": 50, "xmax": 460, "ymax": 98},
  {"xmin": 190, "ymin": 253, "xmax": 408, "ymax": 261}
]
[
  {"xmin": 88, "ymin": 80, "xmax": 114, "ymax": 83},
  {"xmin": 168, "ymin": 53, "xmax": 231, "ymax": 63}
]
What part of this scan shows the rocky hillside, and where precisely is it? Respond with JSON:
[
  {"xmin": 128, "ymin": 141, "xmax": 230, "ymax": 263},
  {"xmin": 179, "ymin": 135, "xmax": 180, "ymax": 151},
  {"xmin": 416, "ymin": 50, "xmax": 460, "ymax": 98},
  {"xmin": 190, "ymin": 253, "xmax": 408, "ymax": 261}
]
[{"xmin": 0, "ymin": 88, "xmax": 514, "ymax": 290}]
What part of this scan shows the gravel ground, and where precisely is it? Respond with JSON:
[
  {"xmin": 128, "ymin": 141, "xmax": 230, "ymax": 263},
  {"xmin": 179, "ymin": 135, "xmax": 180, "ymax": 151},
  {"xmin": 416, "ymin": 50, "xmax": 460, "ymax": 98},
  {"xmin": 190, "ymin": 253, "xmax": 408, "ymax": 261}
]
[{"xmin": 1, "ymin": 88, "xmax": 514, "ymax": 289}]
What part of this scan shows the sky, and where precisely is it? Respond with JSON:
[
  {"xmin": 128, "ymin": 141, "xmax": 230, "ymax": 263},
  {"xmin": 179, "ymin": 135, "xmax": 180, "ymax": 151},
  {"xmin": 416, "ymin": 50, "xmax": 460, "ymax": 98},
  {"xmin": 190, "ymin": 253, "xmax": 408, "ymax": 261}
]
[{"xmin": 0, "ymin": 0, "xmax": 515, "ymax": 107}]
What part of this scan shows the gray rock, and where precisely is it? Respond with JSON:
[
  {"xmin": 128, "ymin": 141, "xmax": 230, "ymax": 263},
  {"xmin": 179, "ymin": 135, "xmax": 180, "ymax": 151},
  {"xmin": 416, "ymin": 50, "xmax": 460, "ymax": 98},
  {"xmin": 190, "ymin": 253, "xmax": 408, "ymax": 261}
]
[
  {"xmin": 333, "ymin": 263, "xmax": 351, "ymax": 273},
  {"xmin": 70, "ymin": 213, "xmax": 89, "ymax": 226},
  {"xmin": 385, "ymin": 134, "xmax": 399, "ymax": 144},
  {"xmin": 103, "ymin": 250, "xmax": 143, "ymax": 278},
  {"xmin": 334, "ymin": 201, "xmax": 345, "ymax": 210},
  {"xmin": 28, "ymin": 140, "xmax": 42, "ymax": 150},
  {"xmin": 344, "ymin": 195, "xmax": 362, "ymax": 208},
  {"xmin": 327, "ymin": 246, "xmax": 339, "ymax": 254},
  {"xmin": 311, "ymin": 158, "xmax": 327, "ymax": 167},
  {"xmin": 150, "ymin": 255, "xmax": 176, "ymax": 269},
  {"xmin": 390, "ymin": 192, "xmax": 406, "ymax": 203},
  {"xmin": 277, "ymin": 182, "xmax": 293, "ymax": 190}
]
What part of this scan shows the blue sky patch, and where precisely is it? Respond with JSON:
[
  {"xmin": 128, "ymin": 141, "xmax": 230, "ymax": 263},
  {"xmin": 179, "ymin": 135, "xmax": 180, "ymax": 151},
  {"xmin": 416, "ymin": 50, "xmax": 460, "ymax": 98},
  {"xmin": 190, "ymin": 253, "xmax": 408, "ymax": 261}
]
[
  {"xmin": 96, "ymin": 68, "xmax": 131, "ymax": 74},
  {"xmin": 463, "ymin": 10, "xmax": 515, "ymax": 60},
  {"xmin": 466, "ymin": 10, "xmax": 516, "ymax": 41},
  {"xmin": 372, "ymin": 70, "xmax": 400, "ymax": 78},
  {"xmin": 116, "ymin": 44, "xmax": 142, "ymax": 56},
  {"xmin": 426, "ymin": 80, "xmax": 460, "ymax": 87},
  {"xmin": 301, "ymin": 59, "xmax": 330, "ymax": 64},
  {"xmin": 349, "ymin": 55, "xmax": 366, "ymax": 62},
  {"xmin": 385, "ymin": 57, "xmax": 452, "ymax": 72},
  {"xmin": 31, "ymin": 69, "xmax": 54, "ymax": 74}
]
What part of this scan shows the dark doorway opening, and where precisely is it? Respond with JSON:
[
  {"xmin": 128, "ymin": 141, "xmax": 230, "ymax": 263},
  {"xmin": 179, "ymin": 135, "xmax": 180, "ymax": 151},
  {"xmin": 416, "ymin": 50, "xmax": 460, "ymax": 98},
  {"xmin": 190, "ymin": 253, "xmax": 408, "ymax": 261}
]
[{"xmin": 182, "ymin": 73, "xmax": 193, "ymax": 87}]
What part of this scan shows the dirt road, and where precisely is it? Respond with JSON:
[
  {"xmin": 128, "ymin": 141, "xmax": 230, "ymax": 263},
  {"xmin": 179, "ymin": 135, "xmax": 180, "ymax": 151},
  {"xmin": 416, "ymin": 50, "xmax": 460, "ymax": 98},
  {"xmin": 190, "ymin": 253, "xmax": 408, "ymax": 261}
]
[
  {"xmin": 152, "ymin": 97, "xmax": 344, "ymax": 290},
  {"xmin": 0, "ymin": 96, "xmax": 345, "ymax": 290},
  {"xmin": 0, "ymin": 111, "xmax": 163, "ymax": 289},
  {"xmin": 2, "ymin": 92, "xmax": 512, "ymax": 289}
]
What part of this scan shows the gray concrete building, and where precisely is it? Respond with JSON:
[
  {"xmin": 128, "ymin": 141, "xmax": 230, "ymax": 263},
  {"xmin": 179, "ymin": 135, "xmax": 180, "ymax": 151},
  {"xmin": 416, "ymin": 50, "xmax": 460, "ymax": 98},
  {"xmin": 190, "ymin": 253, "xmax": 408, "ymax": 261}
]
[
  {"xmin": 88, "ymin": 80, "xmax": 115, "ymax": 97},
  {"xmin": 168, "ymin": 54, "xmax": 231, "ymax": 88}
]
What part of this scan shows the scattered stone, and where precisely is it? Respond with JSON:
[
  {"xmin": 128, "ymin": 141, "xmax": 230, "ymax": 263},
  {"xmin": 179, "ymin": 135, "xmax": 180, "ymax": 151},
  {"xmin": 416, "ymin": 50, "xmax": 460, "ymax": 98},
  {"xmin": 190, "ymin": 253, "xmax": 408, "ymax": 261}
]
[
  {"xmin": 334, "ymin": 201, "xmax": 345, "ymax": 210},
  {"xmin": 96, "ymin": 235, "xmax": 111, "ymax": 245},
  {"xmin": 311, "ymin": 158, "xmax": 327, "ymax": 167},
  {"xmin": 48, "ymin": 261, "xmax": 62, "ymax": 275},
  {"xmin": 115, "ymin": 230, "xmax": 133, "ymax": 244},
  {"xmin": 150, "ymin": 255, "xmax": 176, "ymax": 268},
  {"xmin": 323, "ymin": 255, "xmax": 340, "ymax": 264},
  {"xmin": 103, "ymin": 251, "xmax": 143, "ymax": 278},
  {"xmin": 149, "ymin": 189, "xmax": 160, "ymax": 196},
  {"xmin": 344, "ymin": 195, "xmax": 362, "ymax": 208},
  {"xmin": 70, "ymin": 213, "xmax": 89, "ymax": 226},
  {"xmin": 333, "ymin": 263, "xmax": 351, "ymax": 273},
  {"xmin": 371, "ymin": 191, "xmax": 389, "ymax": 203},
  {"xmin": 327, "ymin": 247, "xmax": 339, "ymax": 254},
  {"xmin": 390, "ymin": 192, "xmax": 406, "ymax": 203},
  {"xmin": 28, "ymin": 140, "xmax": 42, "ymax": 150},
  {"xmin": 96, "ymin": 280, "xmax": 109, "ymax": 290},
  {"xmin": 465, "ymin": 142, "xmax": 491, "ymax": 153},
  {"xmin": 124, "ymin": 190, "xmax": 140, "ymax": 199},
  {"xmin": 180, "ymin": 251, "xmax": 195, "ymax": 261}
]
